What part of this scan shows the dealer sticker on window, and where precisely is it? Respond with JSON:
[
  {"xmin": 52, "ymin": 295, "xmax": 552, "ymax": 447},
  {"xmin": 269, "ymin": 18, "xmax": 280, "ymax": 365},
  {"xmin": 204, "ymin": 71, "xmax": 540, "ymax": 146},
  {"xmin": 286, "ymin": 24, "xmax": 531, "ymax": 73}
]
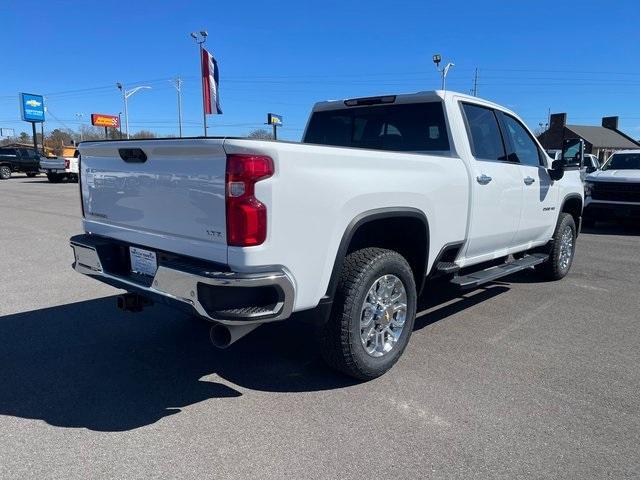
[{"xmin": 129, "ymin": 247, "xmax": 158, "ymax": 277}]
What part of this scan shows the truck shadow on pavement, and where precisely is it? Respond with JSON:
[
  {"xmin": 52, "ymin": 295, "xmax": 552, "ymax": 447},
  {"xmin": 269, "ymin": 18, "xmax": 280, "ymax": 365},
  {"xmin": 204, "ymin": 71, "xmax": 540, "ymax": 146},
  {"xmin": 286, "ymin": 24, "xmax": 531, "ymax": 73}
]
[{"xmin": 0, "ymin": 284, "xmax": 508, "ymax": 432}]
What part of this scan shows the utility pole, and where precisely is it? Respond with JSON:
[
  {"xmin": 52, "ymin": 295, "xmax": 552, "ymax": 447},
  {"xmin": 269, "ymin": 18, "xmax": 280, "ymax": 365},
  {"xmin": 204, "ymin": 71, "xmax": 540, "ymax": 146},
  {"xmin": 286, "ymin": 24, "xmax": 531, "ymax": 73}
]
[
  {"xmin": 41, "ymin": 101, "xmax": 46, "ymax": 154},
  {"xmin": 472, "ymin": 68, "xmax": 479, "ymax": 97},
  {"xmin": 191, "ymin": 31, "xmax": 209, "ymax": 136},
  {"xmin": 172, "ymin": 77, "xmax": 184, "ymax": 137},
  {"xmin": 40, "ymin": 122, "xmax": 45, "ymax": 155},
  {"xmin": 118, "ymin": 112, "xmax": 123, "ymax": 139}
]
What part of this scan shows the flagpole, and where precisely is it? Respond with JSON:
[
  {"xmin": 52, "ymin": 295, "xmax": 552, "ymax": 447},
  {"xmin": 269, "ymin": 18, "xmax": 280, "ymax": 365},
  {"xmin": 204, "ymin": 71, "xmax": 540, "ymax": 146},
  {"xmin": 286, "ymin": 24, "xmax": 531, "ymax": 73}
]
[
  {"xmin": 191, "ymin": 31, "xmax": 209, "ymax": 137},
  {"xmin": 200, "ymin": 44, "xmax": 208, "ymax": 137}
]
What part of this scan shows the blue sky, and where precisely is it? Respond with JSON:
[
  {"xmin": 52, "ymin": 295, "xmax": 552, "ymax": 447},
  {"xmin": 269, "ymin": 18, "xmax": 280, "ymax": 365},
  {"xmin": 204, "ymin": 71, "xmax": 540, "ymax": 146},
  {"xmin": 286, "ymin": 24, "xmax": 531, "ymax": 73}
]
[{"xmin": 1, "ymin": 0, "xmax": 638, "ymax": 141}]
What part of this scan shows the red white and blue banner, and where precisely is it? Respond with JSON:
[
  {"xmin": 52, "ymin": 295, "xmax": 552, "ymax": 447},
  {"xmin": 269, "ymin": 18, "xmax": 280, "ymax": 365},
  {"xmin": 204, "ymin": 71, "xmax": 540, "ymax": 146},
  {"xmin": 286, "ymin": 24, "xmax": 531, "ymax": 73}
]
[{"xmin": 201, "ymin": 47, "xmax": 222, "ymax": 115}]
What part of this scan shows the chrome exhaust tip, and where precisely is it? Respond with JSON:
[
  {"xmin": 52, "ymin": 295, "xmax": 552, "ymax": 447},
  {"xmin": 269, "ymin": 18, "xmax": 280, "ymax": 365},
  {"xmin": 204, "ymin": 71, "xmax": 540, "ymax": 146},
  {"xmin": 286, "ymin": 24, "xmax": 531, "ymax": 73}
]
[{"xmin": 210, "ymin": 323, "xmax": 260, "ymax": 349}]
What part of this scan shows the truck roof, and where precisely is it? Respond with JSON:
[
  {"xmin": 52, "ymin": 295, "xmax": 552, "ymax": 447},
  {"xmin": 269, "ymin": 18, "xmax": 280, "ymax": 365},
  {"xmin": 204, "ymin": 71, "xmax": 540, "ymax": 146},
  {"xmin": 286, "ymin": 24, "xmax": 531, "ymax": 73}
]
[{"xmin": 311, "ymin": 90, "xmax": 518, "ymax": 117}]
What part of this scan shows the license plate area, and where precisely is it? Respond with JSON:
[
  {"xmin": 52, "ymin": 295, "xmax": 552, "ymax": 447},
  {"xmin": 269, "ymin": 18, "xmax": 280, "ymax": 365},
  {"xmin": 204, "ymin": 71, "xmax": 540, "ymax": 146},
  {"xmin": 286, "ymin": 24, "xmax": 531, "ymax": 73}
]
[{"xmin": 129, "ymin": 246, "xmax": 158, "ymax": 277}]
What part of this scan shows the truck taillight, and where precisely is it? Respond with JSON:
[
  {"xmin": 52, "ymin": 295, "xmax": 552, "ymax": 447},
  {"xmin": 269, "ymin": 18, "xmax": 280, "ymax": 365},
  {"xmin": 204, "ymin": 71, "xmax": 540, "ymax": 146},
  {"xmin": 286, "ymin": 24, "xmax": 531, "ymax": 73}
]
[
  {"xmin": 225, "ymin": 154, "xmax": 274, "ymax": 247},
  {"xmin": 64, "ymin": 159, "xmax": 70, "ymax": 169}
]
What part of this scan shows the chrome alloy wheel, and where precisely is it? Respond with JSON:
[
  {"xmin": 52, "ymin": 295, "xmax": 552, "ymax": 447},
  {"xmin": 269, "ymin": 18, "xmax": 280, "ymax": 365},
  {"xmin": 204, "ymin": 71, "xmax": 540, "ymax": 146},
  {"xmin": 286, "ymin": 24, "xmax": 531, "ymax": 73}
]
[
  {"xmin": 559, "ymin": 225, "xmax": 574, "ymax": 271},
  {"xmin": 360, "ymin": 274, "xmax": 408, "ymax": 357}
]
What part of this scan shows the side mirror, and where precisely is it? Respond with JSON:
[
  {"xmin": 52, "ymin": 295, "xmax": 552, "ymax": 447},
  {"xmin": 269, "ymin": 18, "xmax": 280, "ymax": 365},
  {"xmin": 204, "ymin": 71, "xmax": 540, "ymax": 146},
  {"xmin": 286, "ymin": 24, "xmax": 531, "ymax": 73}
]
[
  {"xmin": 562, "ymin": 138, "xmax": 584, "ymax": 168},
  {"xmin": 585, "ymin": 165, "xmax": 596, "ymax": 174},
  {"xmin": 549, "ymin": 159, "xmax": 565, "ymax": 181}
]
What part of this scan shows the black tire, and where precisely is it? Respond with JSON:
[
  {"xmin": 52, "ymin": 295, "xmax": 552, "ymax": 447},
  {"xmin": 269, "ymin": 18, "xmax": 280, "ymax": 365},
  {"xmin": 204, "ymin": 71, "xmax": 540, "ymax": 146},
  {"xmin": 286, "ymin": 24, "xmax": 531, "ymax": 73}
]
[
  {"xmin": 47, "ymin": 173, "xmax": 62, "ymax": 183},
  {"xmin": 536, "ymin": 213, "xmax": 576, "ymax": 281},
  {"xmin": 318, "ymin": 248, "xmax": 417, "ymax": 380},
  {"xmin": 26, "ymin": 172, "xmax": 38, "ymax": 178},
  {"xmin": 0, "ymin": 165, "xmax": 11, "ymax": 180}
]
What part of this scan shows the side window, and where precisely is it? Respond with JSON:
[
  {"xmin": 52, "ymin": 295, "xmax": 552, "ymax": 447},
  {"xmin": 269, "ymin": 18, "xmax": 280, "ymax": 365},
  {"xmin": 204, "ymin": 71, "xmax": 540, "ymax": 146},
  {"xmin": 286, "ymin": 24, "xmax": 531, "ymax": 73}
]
[
  {"xmin": 462, "ymin": 103, "xmax": 507, "ymax": 161},
  {"xmin": 500, "ymin": 114, "xmax": 542, "ymax": 167}
]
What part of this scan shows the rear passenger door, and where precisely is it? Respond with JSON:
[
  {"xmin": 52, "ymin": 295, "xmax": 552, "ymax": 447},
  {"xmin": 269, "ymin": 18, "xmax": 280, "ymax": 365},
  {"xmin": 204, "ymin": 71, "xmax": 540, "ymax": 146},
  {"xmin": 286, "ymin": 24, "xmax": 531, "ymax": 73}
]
[
  {"xmin": 498, "ymin": 112, "xmax": 558, "ymax": 247},
  {"xmin": 20, "ymin": 149, "xmax": 39, "ymax": 170},
  {"xmin": 461, "ymin": 103, "xmax": 523, "ymax": 261}
]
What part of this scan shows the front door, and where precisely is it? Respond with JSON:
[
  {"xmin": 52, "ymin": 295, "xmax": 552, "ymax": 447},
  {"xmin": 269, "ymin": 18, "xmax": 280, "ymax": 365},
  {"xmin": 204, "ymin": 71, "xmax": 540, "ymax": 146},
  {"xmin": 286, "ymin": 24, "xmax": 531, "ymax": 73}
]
[
  {"xmin": 498, "ymin": 113, "xmax": 558, "ymax": 247},
  {"xmin": 461, "ymin": 103, "xmax": 523, "ymax": 261}
]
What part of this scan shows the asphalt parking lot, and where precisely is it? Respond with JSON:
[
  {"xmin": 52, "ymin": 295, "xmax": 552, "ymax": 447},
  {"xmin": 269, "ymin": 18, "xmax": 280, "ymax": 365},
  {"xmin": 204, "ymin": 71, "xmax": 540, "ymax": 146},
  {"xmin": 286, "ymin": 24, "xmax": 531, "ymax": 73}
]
[{"xmin": 1, "ymin": 174, "xmax": 639, "ymax": 479}]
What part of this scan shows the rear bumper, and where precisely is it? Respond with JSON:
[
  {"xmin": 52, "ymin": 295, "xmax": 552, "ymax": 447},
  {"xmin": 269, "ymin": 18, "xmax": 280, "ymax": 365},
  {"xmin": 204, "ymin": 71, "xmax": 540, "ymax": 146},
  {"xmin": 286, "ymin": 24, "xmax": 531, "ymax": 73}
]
[
  {"xmin": 70, "ymin": 234, "xmax": 295, "ymax": 325},
  {"xmin": 40, "ymin": 168, "xmax": 66, "ymax": 174}
]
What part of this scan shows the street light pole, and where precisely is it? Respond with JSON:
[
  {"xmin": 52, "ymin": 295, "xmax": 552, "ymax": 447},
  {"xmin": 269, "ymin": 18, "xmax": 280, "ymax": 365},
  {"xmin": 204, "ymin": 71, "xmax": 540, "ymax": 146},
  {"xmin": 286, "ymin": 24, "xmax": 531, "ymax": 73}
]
[
  {"xmin": 117, "ymin": 83, "xmax": 151, "ymax": 139},
  {"xmin": 432, "ymin": 54, "xmax": 455, "ymax": 92},
  {"xmin": 75, "ymin": 113, "xmax": 84, "ymax": 142},
  {"xmin": 191, "ymin": 30, "xmax": 208, "ymax": 137},
  {"xmin": 172, "ymin": 77, "xmax": 184, "ymax": 137}
]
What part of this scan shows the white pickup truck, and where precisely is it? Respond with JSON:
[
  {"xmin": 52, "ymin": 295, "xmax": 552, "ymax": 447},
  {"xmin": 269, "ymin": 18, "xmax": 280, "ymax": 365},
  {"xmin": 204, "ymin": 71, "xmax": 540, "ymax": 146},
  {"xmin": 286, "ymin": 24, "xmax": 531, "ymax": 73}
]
[
  {"xmin": 583, "ymin": 149, "xmax": 640, "ymax": 226},
  {"xmin": 40, "ymin": 149, "xmax": 79, "ymax": 183},
  {"xmin": 71, "ymin": 91, "xmax": 583, "ymax": 379}
]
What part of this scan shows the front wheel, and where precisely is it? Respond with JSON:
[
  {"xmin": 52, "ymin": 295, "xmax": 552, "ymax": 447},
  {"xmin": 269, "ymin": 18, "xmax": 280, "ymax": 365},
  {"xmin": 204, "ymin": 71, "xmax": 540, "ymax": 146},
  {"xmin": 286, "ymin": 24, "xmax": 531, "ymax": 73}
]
[
  {"xmin": 0, "ymin": 165, "xmax": 11, "ymax": 180},
  {"xmin": 318, "ymin": 248, "xmax": 417, "ymax": 380},
  {"xmin": 536, "ymin": 213, "xmax": 576, "ymax": 280}
]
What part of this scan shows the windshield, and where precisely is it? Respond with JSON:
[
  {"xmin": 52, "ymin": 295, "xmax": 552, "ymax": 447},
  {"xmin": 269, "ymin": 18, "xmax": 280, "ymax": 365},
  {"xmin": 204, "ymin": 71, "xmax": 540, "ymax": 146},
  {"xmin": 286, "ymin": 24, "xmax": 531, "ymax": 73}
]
[
  {"xmin": 602, "ymin": 153, "xmax": 640, "ymax": 171},
  {"xmin": 303, "ymin": 102, "xmax": 450, "ymax": 153}
]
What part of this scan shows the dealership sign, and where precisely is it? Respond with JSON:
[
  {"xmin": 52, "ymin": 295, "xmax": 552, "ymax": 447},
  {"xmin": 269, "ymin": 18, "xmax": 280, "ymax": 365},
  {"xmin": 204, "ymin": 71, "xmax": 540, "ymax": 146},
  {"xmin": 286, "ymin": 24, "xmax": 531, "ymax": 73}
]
[
  {"xmin": 91, "ymin": 113, "xmax": 120, "ymax": 128},
  {"xmin": 267, "ymin": 113, "xmax": 283, "ymax": 126},
  {"xmin": 20, "ymin": 93, "xmax": 45, "ymax": 123}
]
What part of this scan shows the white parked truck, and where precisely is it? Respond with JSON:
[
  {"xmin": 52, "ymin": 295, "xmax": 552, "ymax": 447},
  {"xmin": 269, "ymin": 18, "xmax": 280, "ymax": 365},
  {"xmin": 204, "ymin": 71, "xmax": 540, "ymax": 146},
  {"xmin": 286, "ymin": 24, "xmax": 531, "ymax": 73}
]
[
  {"xmin": 40, "ymin": 149, "xmax": 79, "ymax": 183},
  {"xmin": 70, "ymin": 91, "xmax": 583, "ymax": 379},
  {"xmin": 583, "ymin": 149, "xmax": 640, "ymax": 226}
]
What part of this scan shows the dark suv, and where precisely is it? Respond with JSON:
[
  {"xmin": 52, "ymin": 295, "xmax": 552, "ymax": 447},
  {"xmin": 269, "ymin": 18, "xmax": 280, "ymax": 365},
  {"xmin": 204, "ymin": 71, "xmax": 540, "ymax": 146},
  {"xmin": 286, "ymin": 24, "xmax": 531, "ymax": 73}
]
[{"xmin": 0, "ymin": 147, "xmax": 42, "ymax": 179}]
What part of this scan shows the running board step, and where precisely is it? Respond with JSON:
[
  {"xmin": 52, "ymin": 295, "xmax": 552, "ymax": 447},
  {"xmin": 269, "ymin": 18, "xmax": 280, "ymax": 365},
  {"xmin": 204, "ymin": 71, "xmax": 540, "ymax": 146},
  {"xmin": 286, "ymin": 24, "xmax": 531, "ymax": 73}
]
[
  {"xmin": 435, "ymin": 261, "xmax": 460, "ymax": 274},
  {"xmin": 450, "ymin": 253, "xmax": 549, "ymax": 290}
]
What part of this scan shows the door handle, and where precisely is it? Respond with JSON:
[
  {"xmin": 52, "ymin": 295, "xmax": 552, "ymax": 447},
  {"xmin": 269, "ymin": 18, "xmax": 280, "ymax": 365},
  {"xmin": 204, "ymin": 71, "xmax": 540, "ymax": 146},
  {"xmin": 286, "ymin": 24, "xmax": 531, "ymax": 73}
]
[
  {"xmin": 524, "ymin": 176, "xmax": 535, "ymax": 185},
  {"xmin": 476, "ymin": 174, "xmax": 492, "ymax": 185}
]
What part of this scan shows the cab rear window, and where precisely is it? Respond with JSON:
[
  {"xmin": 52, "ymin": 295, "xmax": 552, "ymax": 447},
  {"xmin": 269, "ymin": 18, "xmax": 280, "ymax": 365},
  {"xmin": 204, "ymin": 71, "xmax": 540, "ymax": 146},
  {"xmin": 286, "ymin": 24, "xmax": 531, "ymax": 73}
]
[{"xmin": 303, "ymin": 102, "xmax": 450, "ymax": 153}]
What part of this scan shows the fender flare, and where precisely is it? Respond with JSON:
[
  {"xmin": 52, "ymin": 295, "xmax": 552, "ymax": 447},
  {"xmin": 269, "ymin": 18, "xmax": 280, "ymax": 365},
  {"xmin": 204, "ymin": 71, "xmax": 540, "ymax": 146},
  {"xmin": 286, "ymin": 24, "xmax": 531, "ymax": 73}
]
[
  {"xmin": 323, "ymin": 207, "xmax": 430, "ymax": 301},
  {"xmin": 559, "ymin": 193, "xmax": 583, "ymax": 235}
]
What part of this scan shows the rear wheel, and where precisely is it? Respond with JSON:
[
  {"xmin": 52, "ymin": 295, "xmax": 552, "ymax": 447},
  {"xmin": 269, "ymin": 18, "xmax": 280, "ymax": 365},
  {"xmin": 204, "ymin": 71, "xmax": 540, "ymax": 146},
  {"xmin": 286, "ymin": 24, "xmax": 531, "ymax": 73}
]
[
  {"xmin": 536, "ymin": 213, "xmax": 576, "ymax": 280},
  {"xmin": 318, "ymin": 248, "xmax": 417, "ymax": 380},
  {"xmin": 47, "ymin": 173, "xmax": 62, "ymax": 183},
  {"xmin": 0, "ymin": 165, "xmax": 11, "ymax": 180}
]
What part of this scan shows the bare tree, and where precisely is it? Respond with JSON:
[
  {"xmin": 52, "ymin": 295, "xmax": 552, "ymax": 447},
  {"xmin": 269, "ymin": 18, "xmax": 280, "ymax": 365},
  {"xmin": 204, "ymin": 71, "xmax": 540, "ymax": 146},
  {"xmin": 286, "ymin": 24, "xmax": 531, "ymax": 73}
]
[
  {"xmin": 131, "ymin": 130, "xmax": 157, "ymax": 139},
  {"xmin": 247, "ymin": 129, "xmax": 274, "ymax": 140},
  {"xmin": 46, "ymin": 129, "xmax": 75, "ymax": 155},
  {"xmin": 79, "ymin": 125, "xmax": 109, "ymax": 141}
]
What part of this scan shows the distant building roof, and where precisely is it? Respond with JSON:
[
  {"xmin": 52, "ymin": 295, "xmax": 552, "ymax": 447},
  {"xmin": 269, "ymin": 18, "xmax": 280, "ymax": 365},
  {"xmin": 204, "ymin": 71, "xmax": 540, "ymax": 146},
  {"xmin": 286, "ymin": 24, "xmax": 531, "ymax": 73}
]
[
  {"xmin": 538, "ymin": 113, "xmax": 640, "ymax": 153},
  {"xmin": 565, "ymin": 125, "xmax": 638, "ymax": 150}
]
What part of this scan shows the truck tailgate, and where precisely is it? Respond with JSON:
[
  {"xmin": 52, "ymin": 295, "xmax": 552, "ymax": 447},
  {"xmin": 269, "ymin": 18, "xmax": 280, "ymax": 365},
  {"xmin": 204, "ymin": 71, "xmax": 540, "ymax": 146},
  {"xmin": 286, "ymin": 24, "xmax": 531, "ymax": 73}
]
[
  {"xmin": 79, "ymin": 139, "xmax": 228, "ymax": 264},
  {"xmin": 39, "ymin": 157, "xmax": 65, "ymax": 170}
]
